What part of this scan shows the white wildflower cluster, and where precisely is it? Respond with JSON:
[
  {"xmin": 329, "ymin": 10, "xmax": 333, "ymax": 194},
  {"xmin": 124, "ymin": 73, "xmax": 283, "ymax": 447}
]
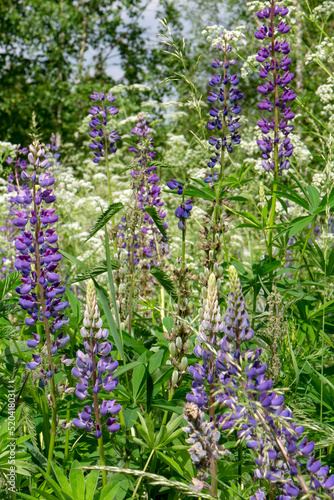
[
  {"xmin": 163, "ymin": 133, "xmax": 204, "ymax": 173},
  {"xmin": 305, "ymin": 38, "xmax": 334, "ymax": 65},
  {"xmin": 241, "ymin": 54, "xmax": 258, "ymax": 81},
  {"xmin": 202, "ymin": 25, "xmax": 246, "ymax": 48},
  {"xmin": 109, "ymin": 83, "xmax": 151, "ymax": 94},
  {"xmin": 311, "ymin": 1, "xmax": 334, "ymax": 20}
]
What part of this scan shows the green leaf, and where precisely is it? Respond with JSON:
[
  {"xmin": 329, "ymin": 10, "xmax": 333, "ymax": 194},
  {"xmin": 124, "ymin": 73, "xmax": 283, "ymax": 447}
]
[
  {"xmin": 0, "ymin": 272, "xmax": 21, "ymax": 300},
  {"xmin": 92, "ymin": 278, "xmax": 124, "ymax": 360},
  {"xmin": 104, "ymin": 226, "xmax": 121, "ymax": 333},
  {"xmin": 71, "ymin": 260, "xmax": 120, "ymax": 283},
  {"xmin": 289, "ymin": 215, "xmax": 314, "ymax": 237},
  {"xmin": 306, "ymin": 185, "xmax": 320, "ymax": 211},
  {"xmin": 60, "ymin": 249, "xmax": 87, "ymax": 269},
  {"xmin": 233, "ymin": 211, "xmax": 262, "ymax": 228},
  {"xmin": 144, "ymin": 206, "xmax": 167, "ymax": 238},
  {"xmin": 65, "ymin": 287, "xmax": 80, "ymax": 321},
  {"xmin": 150, "ymin": 266, "xmax": 177, "ymax": 301},
  {"xmin": 183, "ymin": 184, "xmax": 215, "ymax": 201},
  {"xmin": 156, "ymin": 451, "xmax": 183, "ymax": 475},
  {"xmin": 70, "ymin": 460, "xmax": 85, "ymax": 500},
  {"xmin": 52, "ymin": 463, "xmax": 73, "ymax": 498},
  {"xmin": 100, "ymin": 480, "xmax": 129, "ymax": 500},
  {"xmin": 85, "ymin": 202, "xmax": 123, "ymax": 242},
  {"xmin": 85, "ymin": 470, "xmax": 99, "ymax": 500}
]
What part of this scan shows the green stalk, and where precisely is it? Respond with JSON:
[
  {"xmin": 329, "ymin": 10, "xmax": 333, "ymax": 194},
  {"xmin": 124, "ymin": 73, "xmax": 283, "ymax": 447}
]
[
  {"xmin": 131, "ymin": 449, "xmax": 154, "ymax": 498},
  {"xmin": 64, "ymin": 401, "xmax": 71, "ymax": 461},
  {"xmin": 293, "ymin": 218, "xmax": 315, "ymax": 279}
]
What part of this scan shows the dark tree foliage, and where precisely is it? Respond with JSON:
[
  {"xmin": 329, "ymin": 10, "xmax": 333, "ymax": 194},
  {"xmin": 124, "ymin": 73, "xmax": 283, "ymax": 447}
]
[{"xmin": 0, "ymin": 0, "xmax": 167, "ymax": 144}]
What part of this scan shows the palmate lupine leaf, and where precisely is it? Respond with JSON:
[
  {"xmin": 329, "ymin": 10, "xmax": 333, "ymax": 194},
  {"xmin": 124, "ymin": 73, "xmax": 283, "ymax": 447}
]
[
  {"xmin": 84, "ymin": 202, "xmax": 123, "ymax": 242},
  {"xmin": 70, "ymin": 259, "xmax": 120, "ymax": 283},
  {"xmin": 150, "ymin": 266, "xmax": 177, "ymax": 301},
  {"xmin": 0, "ymin": 324, "xmax": 20, "ymax": 339},
  {"xmin": 0, "ymin": 271, "xmax": 21, "ymax": 300},
  {"xmin": 80, "ymin": 466, "xmax": 216, "ymax": 499},
  {"xmin": 144, "ymin": 206, "xmax": 167, "ymax": 238}
]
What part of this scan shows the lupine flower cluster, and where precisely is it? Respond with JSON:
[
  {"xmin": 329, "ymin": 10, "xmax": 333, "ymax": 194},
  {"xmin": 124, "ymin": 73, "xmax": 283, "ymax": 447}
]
[
  {"xmin": 72, "ymin": 280, "xmax": 121, "ymax": 438},
  {"xmin": 206, "ymin": 31, "xmax": 243, "ymax": 180},
  {"xmin": 255, "ymin": 0, "xmax": 296, "ymax": 173},
  {"xmin": 11, "ymin": 140, "xmax": 69, "ymax": 386},
  {"xmin": 88, "ymin": 92, "xmax": 120, "ymax": 164},
  {"xmin": 119, "ymin": 113, "xmax": 168, "ymax": 267},
  {"xmin": 167, "ymin": 179, "xmax": 193, "ymax": 231},
  {"xmin": 185, "ymin": 266, "xmax": 334, "ymax": 498}
]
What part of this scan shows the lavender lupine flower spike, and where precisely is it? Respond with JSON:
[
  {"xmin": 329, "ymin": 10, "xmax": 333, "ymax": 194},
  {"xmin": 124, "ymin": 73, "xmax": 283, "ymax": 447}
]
[
  {"xmin": 127, "ymin": 113, "xmax": 168, "ymax": 265},
  {"xmin": 11, "ymin": 140, "xmax": 70, "ymax": 387},
  {"xmin": 72, "ymin": 281, "xmax": 121, "ymax": 438},
  {"xmin": 88, "ymin": 92, "xmax": 120, "ymax": 164},
  {"xmin": 255, "ymin": 0, "xmax": 296, "ymax": 173}
]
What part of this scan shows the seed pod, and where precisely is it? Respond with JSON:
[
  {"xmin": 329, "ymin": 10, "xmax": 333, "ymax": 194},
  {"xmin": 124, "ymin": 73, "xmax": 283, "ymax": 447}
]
[
  {"xmin": 169, "ymin": 342, "xmax": 176, "ymax": 357},
  {"xmin": 172, "ymin": 369, "xmax": 179, "ymax": 386},
  {"xmin": 176, "ymin": 337, "xmax": 183, "ymax": 350},
  {"xmin": 184, "ymin": 339, "xmax": 192, "ymax": 353},
  {"xmin": 180, "ymin": 356, "xmax": 188, "ymax": 372}
]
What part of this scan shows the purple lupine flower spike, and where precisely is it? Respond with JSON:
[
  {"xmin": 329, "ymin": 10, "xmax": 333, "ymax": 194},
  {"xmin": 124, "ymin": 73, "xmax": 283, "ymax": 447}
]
[
  {"xmin": 11, "ymin": 139, "xmax": 70, "ymax": 387},
  {"xmin": 88, "ymin": 92, "xmax": 120, "ymax": 163},
  {"xmin": 216, "ymin": 267, "xmax": 334, "ymax": 500},
  {"xmin": 72, "ymin": 281, "xmax": 120, "ymax": 437},
  {"xmin": 205, "ymin": 31, "xmax": 243, "ymax": 183},
  {"xmin": 255, "ymin": 1, "xmax": 296, "ymax": 173}
]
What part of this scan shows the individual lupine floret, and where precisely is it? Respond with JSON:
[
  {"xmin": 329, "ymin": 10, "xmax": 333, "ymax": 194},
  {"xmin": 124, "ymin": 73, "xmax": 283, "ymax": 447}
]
[
  {"xmin": 72, "ymin": 281, "xmax": 121, "ymax": 438},
  {"xmin": 254, "ymin": 1, "xmax": 296, "ymax": 173},
  {"xmin": 88, "ymin": 91, "xmax": 120, "ymax": 164},
  {"xmin": 11, "ymin": 140, "xmax": 70, "ymax": 387}
]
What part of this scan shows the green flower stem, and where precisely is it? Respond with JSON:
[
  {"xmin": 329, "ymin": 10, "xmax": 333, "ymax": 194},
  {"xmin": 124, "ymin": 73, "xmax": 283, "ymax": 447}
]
[
  {"xmin": 293, "ymin": 218, "xmax": 316, "ymax": 279},
  {"xmin": 131, "ymin": 448, "xmax": 154, "ymax": 498}
]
